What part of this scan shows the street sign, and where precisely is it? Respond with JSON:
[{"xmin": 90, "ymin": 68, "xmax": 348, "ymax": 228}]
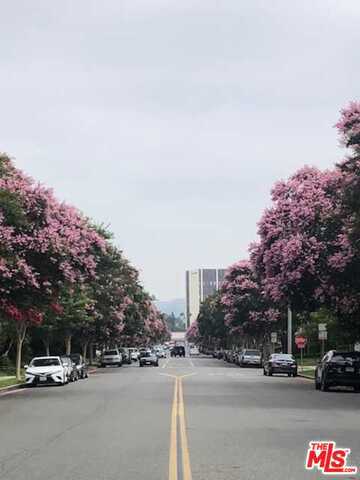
[
  {"xmin": 295, "ymin": 335, "xmax": 307, "ymax": 349},
  {"xmin": 318, "ymin": 331, "xmax": 328, "ymax": 341},
  {"xmin": 318, "ymin": 323, "xmax": 327, "ymax": 332},
  {"xmin": 271, "ymin": 332, "xmax": 277, "ymax": 344}
]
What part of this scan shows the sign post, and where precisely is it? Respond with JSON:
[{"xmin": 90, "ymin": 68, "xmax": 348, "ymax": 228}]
[
  {"xmin": 295, "ymin": 335, "xmax": 307, "ymax": 370},
  {"xmin": 318, "ymin": 324, "xmax": 327, "ymax": 359}
]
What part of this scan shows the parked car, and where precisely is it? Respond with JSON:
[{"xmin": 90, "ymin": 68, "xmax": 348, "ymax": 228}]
[
  {"xmin": 61, "ymin": 356, "xmax": 78, "ymax": 382},
  {"xmin": 25, "ymin": 356, "xmax": 67, "ymax": 386},
  {"xmin": 119, "ymin": 348, "xmax": 132, "ymax": 365},
  {"xmin": 139, "ymin": 350, "xmax": 159, "ymax": 367},
  {"xmin": 238, "ymin": 349, "xmax": 262, "ymax": 368},
  {"xmin": 127, "ymin": 347, "xmax": 139, "ymax": 361},
  {"xmin": 190, "ymin": 346, "xmax": 199, "ymax": 355},
  {"xmin": 70, "ymin": 354, "xmax": 88, "ymax": 379},
  {"xmin": 101, "ymin": 349, "xmax": 123, "ymax": 367},
  {"xmin": 263, "ymin": 353, "xmax": 297, "ymax": 377},
  {"xmin": 315, "ymin": 350, "xmax": 360, "ymax": 392},
  {"xmin": 171, "ymin": 346, "xmax": 185, "ymax": 357}
]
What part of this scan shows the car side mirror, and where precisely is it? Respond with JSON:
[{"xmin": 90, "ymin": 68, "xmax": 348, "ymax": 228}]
[{"xmin": 24, "ymin": 365, "xmax": 28, "ymax": 369}]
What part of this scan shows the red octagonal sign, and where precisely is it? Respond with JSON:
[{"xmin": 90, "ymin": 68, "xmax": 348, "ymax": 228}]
[{"xmin": 295, "ymin": 336, "xmax": 307, "ymax": 349}]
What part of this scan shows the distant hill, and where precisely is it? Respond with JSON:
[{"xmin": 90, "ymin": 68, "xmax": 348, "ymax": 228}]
[{"xmin": 155, "ymin": 298, "xmax": 185, "ymax": 317}]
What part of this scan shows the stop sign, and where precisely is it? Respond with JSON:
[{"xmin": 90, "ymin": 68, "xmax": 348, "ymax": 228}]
[{"xmin": 295, "ymin": 336, "xmax": 307, "ymax": 349}]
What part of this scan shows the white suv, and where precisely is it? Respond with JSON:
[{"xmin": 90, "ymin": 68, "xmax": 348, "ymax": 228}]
[
  {"xmin": 25, "ymin": 356, "xmax": 67, "ymax": 386},
  {"xmin": 101, "ymin": 349, "xmax": 123, "ymax": 367}
]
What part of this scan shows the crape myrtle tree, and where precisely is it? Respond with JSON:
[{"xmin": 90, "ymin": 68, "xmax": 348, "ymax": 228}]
[
  {"xmin": 185, "ymin": 319, "xmax": 200, "ymax": 344},
  {"xmin": 249, "ymin": 166, "xmax": 352, "ymax": 336},
  {"xmin": 220, "ymin": 261, "xmax": 280, "ymax": 350},
  {"xmin": 0, "ymin": 155, "xmax": 105, "ymax": 378},
  {"xmin": 333, "ymin": 102, "xmax": 360, "ymax": 339}
]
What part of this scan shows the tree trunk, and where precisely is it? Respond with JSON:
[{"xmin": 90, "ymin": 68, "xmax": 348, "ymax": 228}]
[
  {"xmin": 1, "ymin": 338, "xmax": 13, "ymax": 358},
  {"xmin": 82, "ymin": 341, "xmax": 88, "ymax": 363},
  {"xmin": 65, "ymin": 335, "xmax": 72, "ymax": 355},
  {"xmin": 89, "ymin": 342, "xmax": 94, "ymax": 365},
  {"xmin": 42, "ymin": 338, "xmax": 50, "ymax": 356},
  {"xmin": 15, "ymin": 324, "xmax": 27, "ymax": 381}
]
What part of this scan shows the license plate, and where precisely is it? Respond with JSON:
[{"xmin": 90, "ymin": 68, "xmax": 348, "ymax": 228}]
[
  {"xmin": 346, "ymin": 367, "xmax": 354, "ymax": 373},
  {"xmin": 39, "ymin": 376, "xmax": 47, "ymax": 382}
]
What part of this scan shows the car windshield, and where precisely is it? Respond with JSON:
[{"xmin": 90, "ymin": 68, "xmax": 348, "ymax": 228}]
[
  {"xmin": 30, "ymin": 358, "xmax": 60, "ymax": 367},
  {"xmin": 104, "ymin": 351, "xmax": 118, "ymax": 356},
  {"xmin": 244, "ymin": 350, "xmax": 260, "ymax": 356},
  {"xmin": 70, "ymin": 355, "xmax": 81, "ymax": 363},
  {"xmin": 273, "ymin": 354, "xmax": 294, "ymax": 361},
  {"xmin": 141, "ymin": 352, "xmax": 151, "ymax": 357}
]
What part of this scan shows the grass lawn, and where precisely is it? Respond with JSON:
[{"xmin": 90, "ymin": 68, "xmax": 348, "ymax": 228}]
[
  {"xmin": 298, "ymin": 366, "xmax": 315, "ymax": 379},
  {"xmin": 0, "ymin": 376, "xmax": 23, "ymax": 389}
]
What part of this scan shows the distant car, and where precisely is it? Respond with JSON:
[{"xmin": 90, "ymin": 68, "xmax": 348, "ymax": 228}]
[
  {"xmin": 190, "ymin": 346, "xmax": 199, "ymax": 355},
  {"xmin": 25, "ymin": 356, "xmax": 67, "ymax": 386},
  {"xmin": 70, "ymin": 354, "xmax": 88, "ymax": 379},
  {"xmin": 263, "ymin": 353, "xmax": 297, "ymax": 377},
  {"xmin": 139, "ymin": 350, "xmax": 159, "ymax": 367},
  {"xmin": 119, "ymin": 348, "xmax": 132, "ymax": 365},
  {"xmin": 239, "ymin": 349, "xmax": 262, "ymax": 367},
  {"xmin": 171, "ymin": 346, "xmax": 185, "ymax": 357},
  {"xmin": 61, "ymin": 356, "xmax": 78, "ymax": 382},
  {"xmin": 101, "ymin": 349, "xmax": 123, "ymax": 367},
  {"xmin": 315, "ymin": 350, "xmax": 360, "ymax": 392},
  {"xmin": 128, "ymin": 348, "xmax": 139, "ymax": 362}
]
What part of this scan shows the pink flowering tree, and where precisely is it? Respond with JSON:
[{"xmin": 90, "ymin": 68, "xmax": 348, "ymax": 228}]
[
  {"xmin": 220, "ymin": 261, "xmax": 280, "ymax": 347},
  {"xmin": 0, "ymin": 155, "xmax": 105, "ymax": 378},
  {"xmin": 186, "ymin": 320, "xmax": 200, "ymax": 343},
  {"xmin": 250, "ymin": 166, "xmax": 350, "ymax": 321},
  {"xmin": 333, "ymin": 102, "xmax": 360, "ymax": 337}
]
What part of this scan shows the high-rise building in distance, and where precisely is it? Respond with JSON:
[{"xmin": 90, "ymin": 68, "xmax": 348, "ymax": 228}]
[{"xmin": 185, "ymin": 268, "xmax": 226, "ymax": 328}]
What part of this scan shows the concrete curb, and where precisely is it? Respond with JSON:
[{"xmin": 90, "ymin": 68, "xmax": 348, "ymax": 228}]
[
  {"xmin": 0, "ymin": 382, "xmax": 24, "ymax": 394},
  {"xmin": 298, "ymin": 373, "xmax": 314, "ymax": 381}
]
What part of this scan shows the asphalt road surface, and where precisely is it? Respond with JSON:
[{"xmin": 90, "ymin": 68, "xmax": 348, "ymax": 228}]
[{"xmin": 0, "ymin": 356, "xmax": 359, "ymax": 480}]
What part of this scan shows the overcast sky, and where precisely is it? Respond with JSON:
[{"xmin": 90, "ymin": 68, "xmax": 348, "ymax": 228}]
[{"xmin": 1, "ymin": 1, "xmax": 359, "ymax": 300}]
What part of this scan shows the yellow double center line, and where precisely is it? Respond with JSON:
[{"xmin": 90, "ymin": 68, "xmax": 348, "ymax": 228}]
[{"xmin": 168, "ymin": 374, "xmax": 195, "ymax": 480}]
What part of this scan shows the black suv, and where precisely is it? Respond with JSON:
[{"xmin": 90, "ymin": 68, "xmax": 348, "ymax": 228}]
[
  {"xmin": 315, "ymin": 350, "xmax": 360, "ymax": 392},
  {"xmin": 170, "ymin": 346, "xmax": 185, "ymax": 357}
]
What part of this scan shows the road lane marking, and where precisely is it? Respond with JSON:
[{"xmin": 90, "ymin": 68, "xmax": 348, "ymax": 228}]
[
  {"xmin": 167, "ymin": 373, "xmax": 195, "ymax": 480},
  {"xmin": 178, "ymin": 378, "xmax": 192, "ymax": 480},
  {"xmin": 187, "ymin": 358, "xmax": 194, "ymax": 368},
  {"xmin": 169, "ymin": 377, "xmax": 178, "ymax": 480}
]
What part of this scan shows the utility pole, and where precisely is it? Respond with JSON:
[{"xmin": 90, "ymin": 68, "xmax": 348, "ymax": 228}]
[{"xmin": 287, "ymin": 305, "xmax": 292, "ymax": 355}]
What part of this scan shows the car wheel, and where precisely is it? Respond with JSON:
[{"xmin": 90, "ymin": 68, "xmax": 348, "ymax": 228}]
[
  {"xmin": 354, "ymin": 385, "xmax": 360, "ymax": 392},
  {"xmin": 101, "ymin": 363, "xmax": 105, "ymax": 368},
  {"xmin": 315, "ymin": 377, "xmax": 320, "ymax": 390},
  {"xmin": 320, "ymin": 375, "xmax": 329, "ymax": 392},
  {"xmin": 293, "ymin": 372, "xmax": 297, "ymax": 377},
  {"xmin": 118, "ymin": 363, "xmax": 122, "ymax": 367},
  {"xmin": 263, "ymin": 368, "xmax": 267, "ymax": 376},
  {"xmin": 268, "ymin": 369, "xmax": 273, "ymax": 376},
  {"xmin": 139, "ymin": 363, "xmax": 143, "ymax": 367}
]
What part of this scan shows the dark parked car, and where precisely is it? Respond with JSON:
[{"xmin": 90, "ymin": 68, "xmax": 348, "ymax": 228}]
[
  {"xmin": 139, "ymin": 350, "xmax": 159, "ymax": 367},
  {"xmin": 315, "ymin": 350, "xmax": 360, "ymax": 392},
  {"xmin": 70, "ymin": 354, "xmax": 88, "ymax": 379},
  {"xmin": 263, "ymin": 353, "xmax": 297, "ymax": 377},
  {"xmin": 171, "ymin": 346, "xmax": 185, "ymax": 357}
]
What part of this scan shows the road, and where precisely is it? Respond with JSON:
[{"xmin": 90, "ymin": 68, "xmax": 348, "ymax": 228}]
[{"xmin": 0, "ymin": 356, "xmax": 359, "ymax": 480}]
